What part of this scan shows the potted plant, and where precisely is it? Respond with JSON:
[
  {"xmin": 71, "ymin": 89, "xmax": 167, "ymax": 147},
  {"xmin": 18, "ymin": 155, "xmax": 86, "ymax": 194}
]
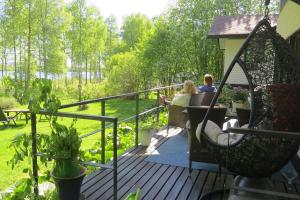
[
  {"xmin": 231, "ymin": 86, "xmax": 249, "ymax": 112},
  {"xmin": 48, "ymin": 121, "xmax": 86, "ymax": 200},
  {"xmin": 30, "ymin": 79, "xmax": 87, "ymax": 200}
]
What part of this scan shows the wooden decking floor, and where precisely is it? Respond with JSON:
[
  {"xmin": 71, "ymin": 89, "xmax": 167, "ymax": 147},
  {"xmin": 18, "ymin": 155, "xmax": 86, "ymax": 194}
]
[{"xmin": 81, "ymin": 128, "xmax": 300, "ymax": 200}]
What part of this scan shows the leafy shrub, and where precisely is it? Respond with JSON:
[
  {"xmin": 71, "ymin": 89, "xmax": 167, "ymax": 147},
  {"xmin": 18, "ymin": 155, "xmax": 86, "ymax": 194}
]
[
  {"xmin": 82, "ymin": 83, "xmax": 106, "ymax": 99},
  {"xmin": 218, "ymin": 84, "xmax": 233, "ymax": 106},
  {"xmin": 232, "ymin": 86, "xmax": 249, "ymax": 103},
  {"xmin": 0, "ymin": 97, "xmax": 18, "ymax": 109}
]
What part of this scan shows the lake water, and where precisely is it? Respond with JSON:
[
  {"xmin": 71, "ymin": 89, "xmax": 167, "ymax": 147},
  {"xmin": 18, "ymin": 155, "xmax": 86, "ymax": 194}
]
[{"xmin": 0, "ymin": 71, "xmax": 100, "ymax": 80}]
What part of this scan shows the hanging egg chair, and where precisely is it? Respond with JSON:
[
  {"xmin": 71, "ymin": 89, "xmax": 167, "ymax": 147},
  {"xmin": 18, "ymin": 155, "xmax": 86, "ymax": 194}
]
[{"xmin": 200, "ymin": 16, "xmax": 300, "ymax": 178}]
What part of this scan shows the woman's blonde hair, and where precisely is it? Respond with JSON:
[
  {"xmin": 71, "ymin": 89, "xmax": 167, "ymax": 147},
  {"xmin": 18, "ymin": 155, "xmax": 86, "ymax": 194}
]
[{"xmin": 181, "ymin": 80, "xmax": 198, "ymax": 94}]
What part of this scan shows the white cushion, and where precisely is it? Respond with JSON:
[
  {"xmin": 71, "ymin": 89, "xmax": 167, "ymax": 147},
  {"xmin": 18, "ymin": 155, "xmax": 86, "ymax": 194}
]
[
  {"xmin": 216, "ymin": 124, "xmax": 246, "ymax": 145},
  {"xmin": 217, "ymin": 133, "xmax": 244, "ymax": 145},
  {"xmin": 186, "ymin": 120, "xmax": 190, "ymax": 129},
  {"xmin": 196, "ymin": 120, "xmax": 222, "ymax": 143},
  {"xmin": 196, "ymin": 121, "xmax": 246, "ymax": 145}
]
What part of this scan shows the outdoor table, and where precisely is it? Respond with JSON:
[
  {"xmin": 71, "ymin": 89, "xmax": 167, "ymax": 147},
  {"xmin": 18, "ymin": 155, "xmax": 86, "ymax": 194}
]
[{"xmin": 4, "ymin": 109, "xmax": 30, "ymax": 124}]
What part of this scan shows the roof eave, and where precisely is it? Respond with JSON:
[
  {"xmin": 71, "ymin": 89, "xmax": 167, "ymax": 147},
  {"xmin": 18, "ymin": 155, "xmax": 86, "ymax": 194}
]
[
  {"xmin": 291, "ymin": 0, "xmax": 300, "ymax": 5},
  {"xmin": 207, "ymin": 34, "xmax": 249, "ymax": 39}
]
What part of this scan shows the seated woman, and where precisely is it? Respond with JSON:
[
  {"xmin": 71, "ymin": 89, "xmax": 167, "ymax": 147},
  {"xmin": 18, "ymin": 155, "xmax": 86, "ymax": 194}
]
[
  {"xmin": 198, "ymin": 74, "xmax": 217, "ymax": 93},
  {"xmin": 161, "ymin": 80, "xmax": 198, "ymax": 107}
]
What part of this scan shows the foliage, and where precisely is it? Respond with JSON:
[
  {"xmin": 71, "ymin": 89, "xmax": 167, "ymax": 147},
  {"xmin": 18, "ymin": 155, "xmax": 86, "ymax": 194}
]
[
  {"xmin": 80, "ymin": 123, "xmax": 136, "ymax": 164},
  {"xmin": 28, "ymin": 78, "xmax": 61, "ymax": 114},
  {"xmin": 105, "ymin": 51, "xmax": 141, "ymax": 95},
  {"xmin": 232, "ymin": 86, "xmax": 249, "ymax": 103},
  {"xmin": 1, "ymin": 96, "xmax": 156, "ymax": 191},
  {"xmin": 29, "ymin": 79, "xmax": 82, "ymax": 178},
  {"xmin": 48, "ymin": 121, "xmax": 81, "ymax": 177},
  {"xmin": 0, "ymin": 96, "xmax": 18, "ymax": 109},
  {"xmin": 121, "ymin": 14, "xmax": 154, "ymax": 50},
  {"xmin": 125, "ymin": 188, "xmax": 141, "ymax": 200},
  {"xmin": 140, "ymin": 112, "xmax": 167, "ymax": 131},
  {"xmin": 2, "ymin": 178, "xmax": 56, "ymax": 200},
  {"xmin": 218, "ymin": 84, "xmax": 234, "ymax": 106},
  {"xmin": 0, "ymin": 0, "xmax": 279, "ymax": 101},
  {"xmin": 8, "ymin": 78, "xmax": 82, "ymax": 199}
]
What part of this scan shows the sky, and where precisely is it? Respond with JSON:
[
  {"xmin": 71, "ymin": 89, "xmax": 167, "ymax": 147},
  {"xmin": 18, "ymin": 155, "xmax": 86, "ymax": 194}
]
[{"xmin": 86, "ymin": 0, "xmax": 172, "ymax": 27}]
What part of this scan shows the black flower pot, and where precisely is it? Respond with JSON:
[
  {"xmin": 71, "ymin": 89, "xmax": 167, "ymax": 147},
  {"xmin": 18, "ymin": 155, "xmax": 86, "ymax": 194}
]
[{"xmin": 51, "ymin": 166, "xmax": 87, "ymax": 200}]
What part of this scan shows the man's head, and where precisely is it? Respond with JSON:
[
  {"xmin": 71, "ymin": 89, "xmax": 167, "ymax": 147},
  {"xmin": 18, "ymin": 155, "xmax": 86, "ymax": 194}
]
[{"xmin": 204, "ymin": 74, "xmax": 213, "ymax": 86}]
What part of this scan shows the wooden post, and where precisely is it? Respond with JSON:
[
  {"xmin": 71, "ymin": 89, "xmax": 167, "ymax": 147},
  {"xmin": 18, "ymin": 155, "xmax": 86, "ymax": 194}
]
[
  {"xmin": 101, "ymin": 100, "xmax": 105, "ymax": 164},
  {"xmin": 31, "ymin": 113, "xmax": 39, "ymax": 195},
  {"xmin": 135, "ymin": 93, "xmax": 139, "ymax": 147}
]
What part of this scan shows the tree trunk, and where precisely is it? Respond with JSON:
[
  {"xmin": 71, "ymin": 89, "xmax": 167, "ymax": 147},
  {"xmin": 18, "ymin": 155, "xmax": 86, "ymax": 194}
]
[
  {"xmin": 78, "ymin": 0, "xmax": 83, "ymax": 102},
  {"xmin": 98, "ymin": 54, "xmax": 101, "ymax": 82},
  {"xmin": 1, "ymin": 57, "xmax": 4, "ymax": 85},
  {"xmin": 19, "ymin": 40, "xmax": 23, "ymax": 81},
  {"xmin": 89, "ymin": 62, "xmax": 92, "ymax": 83},
  {"xmin": 85, "ymin": 56, "xmax": 88, "ymax": 85},
  {"xmin": 13, "ymin": 37, "xmax": 17, "ymax": 97},
  {"xmin": 25, "ymin": 1, "xmax": 32, "ymax": 92},
  {"xmin": 13, "ymin": 1, "xmax": 18, "ymax": 87},
  {"xmin": 3, "ymin": 41, "xmax": 7, "ymax": 76}
]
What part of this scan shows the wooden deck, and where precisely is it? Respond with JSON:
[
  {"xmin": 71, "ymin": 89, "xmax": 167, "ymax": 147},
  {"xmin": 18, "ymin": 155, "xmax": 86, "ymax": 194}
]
[{"xmin": 81, "ymin": 128, "xmax": 300, "ymax": 200}]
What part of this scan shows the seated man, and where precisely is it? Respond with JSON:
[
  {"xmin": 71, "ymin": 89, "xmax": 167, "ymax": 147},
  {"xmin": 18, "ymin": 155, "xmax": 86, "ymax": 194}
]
[{"xmin": 198, "ymin": 74, "xmax": 217, "ymax": 93}]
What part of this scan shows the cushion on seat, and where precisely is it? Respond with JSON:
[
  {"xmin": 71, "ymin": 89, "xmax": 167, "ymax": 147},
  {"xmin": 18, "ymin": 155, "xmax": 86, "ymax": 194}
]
[
  {"xmin": 217, "ymin": 132, "xmax": 244, "ymax": 145},
  {"xmin": 196, "ymin": 120, "xmax": 223, "ymax": 142},
  {"xmin": 196, "ymin": 120, "xmax": 245, "ymax": 146}
]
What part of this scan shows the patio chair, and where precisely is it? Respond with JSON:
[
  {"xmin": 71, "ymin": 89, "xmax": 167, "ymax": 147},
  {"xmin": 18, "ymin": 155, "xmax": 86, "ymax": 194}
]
[
  {"xmin": 187, "ymin": 106, "xmax": 227, "ymax": 172},
  {"xmin": 166, "ymin": 105, "xmax": 188, "ymax": 134},
  {"xmin": 189, "ymin": 92, "xmax": 216, "ymax": 106},
  {"xmin": 0, "ymin": 108, "xmax": 17, "ymax": 127},
  {"xmin": 236, "ymin": 108, "xmax": 250, "ymax": 127},
  {"xmin": 199, "ymin": 16, "xmax": 300, "ymax": 199}
]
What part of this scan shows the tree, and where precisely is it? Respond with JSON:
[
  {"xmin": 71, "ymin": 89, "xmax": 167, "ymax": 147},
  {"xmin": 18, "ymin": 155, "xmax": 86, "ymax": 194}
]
[
  {"xmin": 105, "ymin": 51, "xmax": 141, "ymax": 95},
  {"xmin": 104, "ymin": 15, "xmax": 119, "ymax": 59},
  {"xmin": 36, "ymin": 0, "xmax": 71, "ymax": 79},
  {"xmin": 121, "ymin": 14, "xmax": 153, "ymax": 51}
]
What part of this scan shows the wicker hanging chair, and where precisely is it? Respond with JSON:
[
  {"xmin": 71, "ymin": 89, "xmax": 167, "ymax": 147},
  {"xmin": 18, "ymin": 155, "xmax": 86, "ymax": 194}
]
[{"xmin": 200, "ymin": 17, "xmax": 300, "ymax": 178}]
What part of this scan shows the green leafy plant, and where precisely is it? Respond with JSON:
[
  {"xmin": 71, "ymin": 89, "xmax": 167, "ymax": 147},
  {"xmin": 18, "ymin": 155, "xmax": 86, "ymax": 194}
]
[
  {"xmin": 125, "ymin": 188, "xmax": 141, "ymax": 200},
  {"xmin": 141, "ymin": 116, "xmax": 164, "ymax": 131},
  {"xmin": 0, "ymin": 96, "xmax": 18, "ymax": 109},
  {"xmin": 8, "ymin": 78, "xmax": 83, "ymax": 198},
  {"xmin": 48, "ymin": 120, "xmax": 82, "ymax": 177},
  {"xmin": 232, "ymin": 86, "xmax": 249, "ymax": 103},
  {"xmin": 218, "ymin": 84, "xmax": 233, "ymax": 106},
  {"xmin": 29, "ymin": 79, "xmax": 82, "ymax": 178}
]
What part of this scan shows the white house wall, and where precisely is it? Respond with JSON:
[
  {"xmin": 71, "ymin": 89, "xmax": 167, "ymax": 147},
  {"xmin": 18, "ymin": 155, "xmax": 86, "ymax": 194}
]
[
  {"xmin": 223, "ymin": 38, "xmax": 248, "ymax": 85},
  {"xmin": 277, "ymin": 0, "xmax": 300, "ymax": 39}
]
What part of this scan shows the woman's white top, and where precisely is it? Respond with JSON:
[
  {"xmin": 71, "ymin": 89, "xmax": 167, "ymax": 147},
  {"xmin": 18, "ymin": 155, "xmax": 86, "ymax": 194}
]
[{"xmin": 171, "ymin": 93, "xmax": 191, "ymax": 107}]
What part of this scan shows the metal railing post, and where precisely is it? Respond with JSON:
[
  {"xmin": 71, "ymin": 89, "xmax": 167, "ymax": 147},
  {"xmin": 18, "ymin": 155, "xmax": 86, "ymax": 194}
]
[
  {"xmin": 156, "ymin": 89, "xmax": 160, "ymax": 122},
  {"xmin": 135, "ymin": 93, "xmax": 139, "ymax": 147},
  {"xmin": 113, "ymin": 119, "xmax": 118, "ymax": 200},
  {"xmin": 31, "ymin": 113, "xmax": 38, "ymax": 195},
  {"xmin": 101, "ymin": 100, "xmax": 106, "ymax": 164}
]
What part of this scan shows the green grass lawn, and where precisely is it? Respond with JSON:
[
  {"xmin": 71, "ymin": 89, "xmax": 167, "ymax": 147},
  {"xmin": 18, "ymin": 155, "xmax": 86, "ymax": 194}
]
[{"xmin": 0, "ymin": 98, "xmax": 157, "ymax": 191}]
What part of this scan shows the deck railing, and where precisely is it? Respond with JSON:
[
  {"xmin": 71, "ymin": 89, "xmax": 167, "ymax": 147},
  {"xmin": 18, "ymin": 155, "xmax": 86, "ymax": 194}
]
[{"xmin": 30, "ymin": 83, "xmax": 183, "ymax": 200}]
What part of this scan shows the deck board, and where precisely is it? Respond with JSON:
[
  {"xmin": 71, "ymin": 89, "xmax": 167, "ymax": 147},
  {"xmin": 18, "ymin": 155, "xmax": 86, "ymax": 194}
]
[
  {"xmin": 81, "ymin": 127, "xmax": 300, "ymax": 200},
  {"xmin": 155, "ymin": 167, "xmax": 185, "ymax": 199},
  {"xmin": 143, "ymin": 165, "xmax": 177, "ymax": 200}
]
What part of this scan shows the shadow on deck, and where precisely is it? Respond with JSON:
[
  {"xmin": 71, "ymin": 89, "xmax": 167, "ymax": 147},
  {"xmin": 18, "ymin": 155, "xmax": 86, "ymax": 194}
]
[{"xmin": 81, "ymin": 128, "xmax": 300, "ymax": 200}]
